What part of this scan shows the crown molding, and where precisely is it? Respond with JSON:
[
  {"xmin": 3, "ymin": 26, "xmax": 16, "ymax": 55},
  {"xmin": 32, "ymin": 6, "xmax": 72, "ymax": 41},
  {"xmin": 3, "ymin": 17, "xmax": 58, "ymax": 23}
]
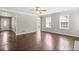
[{"xmin": 0, "ymin": 8, "xmax": 38, "ymax": 17}]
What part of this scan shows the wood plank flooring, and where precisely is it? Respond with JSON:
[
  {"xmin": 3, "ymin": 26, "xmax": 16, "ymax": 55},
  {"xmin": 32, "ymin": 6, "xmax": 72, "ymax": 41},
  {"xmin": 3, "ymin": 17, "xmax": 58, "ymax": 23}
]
[
  {"xmin": 0, "ymin": 30, "xmax": 79, "ymax": 51},
  {"xmin": 0, "ymin": 30, "xmax": 16, "ymax": 51},
  {"xmin": 16, "ymin": 31, "xmax": 79, "ymax": 51}
]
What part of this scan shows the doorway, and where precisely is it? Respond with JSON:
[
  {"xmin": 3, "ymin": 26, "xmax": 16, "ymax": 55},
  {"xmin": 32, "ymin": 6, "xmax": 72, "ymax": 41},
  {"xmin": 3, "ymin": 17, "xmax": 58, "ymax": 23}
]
[{"xmin": 0, "ymin": 16, "xmax": 16, "ymax": 51}]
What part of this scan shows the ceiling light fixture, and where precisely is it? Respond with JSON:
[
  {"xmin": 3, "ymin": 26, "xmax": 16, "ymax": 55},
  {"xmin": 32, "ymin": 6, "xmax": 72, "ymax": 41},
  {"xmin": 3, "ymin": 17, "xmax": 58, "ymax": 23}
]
[{"xmin": 35, "ymin": 7, "xmax": 47, "ymax": 15}]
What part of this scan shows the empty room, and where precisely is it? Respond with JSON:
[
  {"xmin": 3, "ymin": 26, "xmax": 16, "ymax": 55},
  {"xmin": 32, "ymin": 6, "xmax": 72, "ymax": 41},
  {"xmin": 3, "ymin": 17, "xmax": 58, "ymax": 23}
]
[{"xmin": 0, "ymin": 7, "xmax": 79, "ymax": 51}]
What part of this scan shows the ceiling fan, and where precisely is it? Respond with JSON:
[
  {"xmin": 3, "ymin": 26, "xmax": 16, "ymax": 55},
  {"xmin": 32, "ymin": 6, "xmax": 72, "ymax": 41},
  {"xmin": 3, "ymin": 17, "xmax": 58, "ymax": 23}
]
[{"xmin": 35, "ymin": 7, "xmax": 47, "ymax": 15}]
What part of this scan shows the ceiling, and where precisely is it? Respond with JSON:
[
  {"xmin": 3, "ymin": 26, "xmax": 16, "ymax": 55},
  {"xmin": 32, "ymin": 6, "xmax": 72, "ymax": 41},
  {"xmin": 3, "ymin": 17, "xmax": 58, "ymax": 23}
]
[{"xmin": 0, "ymin": 7, "xmax": 78, "ymax": 16}]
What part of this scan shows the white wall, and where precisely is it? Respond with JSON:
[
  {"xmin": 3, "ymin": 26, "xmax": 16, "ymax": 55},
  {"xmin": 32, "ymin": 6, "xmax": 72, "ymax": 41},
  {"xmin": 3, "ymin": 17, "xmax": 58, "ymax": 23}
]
[{"xmin": 41, "ymin": 8, "xmax": 79, "ymax": 37}]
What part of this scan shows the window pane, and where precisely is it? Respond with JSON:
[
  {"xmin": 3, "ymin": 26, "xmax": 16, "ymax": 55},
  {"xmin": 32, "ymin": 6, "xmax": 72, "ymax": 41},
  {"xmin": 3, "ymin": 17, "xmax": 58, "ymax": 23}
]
[
  {"xmin": 59, "ymin": 15, "xmax": 69, "ymax": 29},
  {"xmin": 0, "ymin": 17, "xmax": 11, "ymax": 30},
  {"xmin": 46, "ymin": 16, "xmax": 51, "ymax": 28}
]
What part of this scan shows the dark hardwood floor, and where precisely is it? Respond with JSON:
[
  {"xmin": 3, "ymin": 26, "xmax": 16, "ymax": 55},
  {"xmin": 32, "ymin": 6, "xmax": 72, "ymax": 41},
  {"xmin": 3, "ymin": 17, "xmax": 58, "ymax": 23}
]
[
  {"xmin": 0, "ymin": 30, "xmax": 79, "ymax": 51},
  {"xmin": 0, "ymin": 30, "xmax": 16, "ymax": 51},
  {"xmin": 16, "ymin": 31, "xmax": 79, "ymax": 51}
]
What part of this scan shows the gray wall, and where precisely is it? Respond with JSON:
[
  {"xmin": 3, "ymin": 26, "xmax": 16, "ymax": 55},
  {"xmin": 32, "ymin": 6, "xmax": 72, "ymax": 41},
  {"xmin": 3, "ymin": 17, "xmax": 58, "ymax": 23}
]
[
  {"xmin": 41, "ymin": 9, "xmax": 79, "ymax": 37},
  {"xmin": 0, "ymin": 8, "xmax": 39, "ymax": 35},
  {"xmin": 16, "ymin": 14, "xmax": 37, "ymax": 35},
  {"xmin": 6, "ymin": 12, "xmax": 38, "ymax": 35}
]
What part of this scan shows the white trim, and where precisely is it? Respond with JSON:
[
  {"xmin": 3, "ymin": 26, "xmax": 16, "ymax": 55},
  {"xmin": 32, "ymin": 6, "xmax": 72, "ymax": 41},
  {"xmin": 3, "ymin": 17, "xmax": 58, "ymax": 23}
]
[
  {"xmin": 16, "ymin": 31, "xmax": 36, "ymax": 35},
  {"xmin": 53, "ymin": 32, "xmax": 79, "ymax": 37},
  {"xmin": 42, "ymin": 30, "xmax": 79, "ymax": 37},
  {"xmin": 0, "ymin": 8, "xmax": 38, "ymax": 17}
]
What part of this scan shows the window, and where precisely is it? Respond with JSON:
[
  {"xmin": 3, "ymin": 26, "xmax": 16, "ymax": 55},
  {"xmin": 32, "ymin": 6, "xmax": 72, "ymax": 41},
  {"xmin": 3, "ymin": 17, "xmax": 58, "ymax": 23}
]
[
  {"xmin": 59, "ymin": 15, "xmax": 69, "ymax": 29},
  {"xmin": 0, "ymin": 17, "xmax": 16, "ymax": 31},
  {"xmin": 0, "ymin": 17, "xmax": 11, "ymax": 30},
  {"xmin": 46, "ymin": 16, "xmax": 51, "ymax": 28}
]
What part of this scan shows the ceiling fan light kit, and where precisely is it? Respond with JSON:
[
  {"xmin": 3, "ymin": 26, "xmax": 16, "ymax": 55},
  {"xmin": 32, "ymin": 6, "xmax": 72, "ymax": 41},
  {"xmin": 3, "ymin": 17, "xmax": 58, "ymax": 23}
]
[{"xmin": 35, "ymin": 7, "xmax": 47, "ymax": 15}]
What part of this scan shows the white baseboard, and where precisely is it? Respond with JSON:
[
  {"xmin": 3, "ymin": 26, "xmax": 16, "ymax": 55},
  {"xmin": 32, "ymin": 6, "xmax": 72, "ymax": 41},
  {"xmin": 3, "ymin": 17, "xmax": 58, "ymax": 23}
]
[
  {"xmin": 53, "ymin": 32, "xmax": 79, "ymax": 37},
  {"xmin": 16, "ymin": 31, "xmax": 36, "ymax": 35},
  {"xmin": 42, "ymin": 30, "xmax": 79, "ymax": 37},
  {"xmin": 16, "ymin": 30, "xmax": 79, "ymax": 37}
]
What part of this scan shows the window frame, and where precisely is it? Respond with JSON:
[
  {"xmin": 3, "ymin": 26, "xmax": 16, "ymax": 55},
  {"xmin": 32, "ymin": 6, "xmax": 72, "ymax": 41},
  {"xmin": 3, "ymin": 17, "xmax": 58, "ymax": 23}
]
[{"xmin": 59, "ymin": 15, "xmax": 69, "ymax": 29}]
